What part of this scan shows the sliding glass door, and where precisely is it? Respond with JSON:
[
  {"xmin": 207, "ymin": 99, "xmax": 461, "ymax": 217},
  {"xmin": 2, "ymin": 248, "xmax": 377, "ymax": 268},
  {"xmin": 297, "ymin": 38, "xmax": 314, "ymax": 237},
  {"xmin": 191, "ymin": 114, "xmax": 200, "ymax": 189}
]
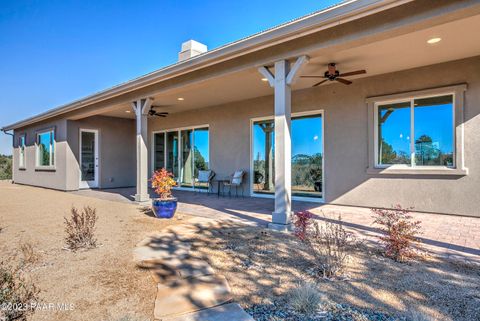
[
  {"xmin": 180, "ymin": 129, "xmax": 194, "ymax": 187},
  {"xmin": 193, "ymin": 127, "xmax": 209, "ymax": 189},
  {"xmin": 166, "ymin": 131, "xmax": 179, "ymax": 180},
  {"xmin": 252, "ymin": 112, "xmax": 323, "ymax": 199},
  {"xmin": 153, "ymin": 126, "xmax": 209, "ymax": 189}
]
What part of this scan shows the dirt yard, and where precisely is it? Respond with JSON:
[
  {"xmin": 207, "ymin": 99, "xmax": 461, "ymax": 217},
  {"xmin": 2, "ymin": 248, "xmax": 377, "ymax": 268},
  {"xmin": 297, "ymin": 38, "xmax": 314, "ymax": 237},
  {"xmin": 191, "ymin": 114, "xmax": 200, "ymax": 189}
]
[
  {"xmin": 187, "ymin": 221, "xmax": 480, "ymax": 321},
  {"xmin": 0, "ymin": 181, "xmax": 192, "ymax": 321}
]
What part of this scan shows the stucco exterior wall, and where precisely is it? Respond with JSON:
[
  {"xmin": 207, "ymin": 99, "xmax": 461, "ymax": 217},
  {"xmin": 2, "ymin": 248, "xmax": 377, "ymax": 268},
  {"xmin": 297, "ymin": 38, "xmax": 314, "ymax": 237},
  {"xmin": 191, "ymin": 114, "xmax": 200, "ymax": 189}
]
[
  {"xmin": 12, "ymin": 116, "xmax": 135, "ymax": 191},
  {"xmin": 66, "ymin": 116, "xmax": 136, "ymax": 190},
  {"xmin": 149, "ymin": 56, "xmax": 480, "ymax": 216},
  {"xmin": 12, "ymin": 119, "xmax": 69, "ymax": 190}
]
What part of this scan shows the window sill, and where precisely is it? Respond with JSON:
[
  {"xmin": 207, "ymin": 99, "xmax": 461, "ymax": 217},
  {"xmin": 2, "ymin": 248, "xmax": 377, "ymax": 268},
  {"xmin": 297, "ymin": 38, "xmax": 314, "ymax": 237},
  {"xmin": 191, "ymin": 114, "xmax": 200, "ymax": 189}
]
[
  {"xmin": 35, "ymin": 167, "xmax": 56, "ymax": 172},
  {"xmin": 367, "ymin": 166, "xmax": 468, "ymax": 176}
]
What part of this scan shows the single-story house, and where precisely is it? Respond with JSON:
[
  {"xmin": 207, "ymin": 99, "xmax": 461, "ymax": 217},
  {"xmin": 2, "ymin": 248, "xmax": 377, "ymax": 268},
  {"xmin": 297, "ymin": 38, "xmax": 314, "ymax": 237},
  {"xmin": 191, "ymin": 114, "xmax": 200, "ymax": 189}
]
[{"xmin": 3, "ymin": 0, "xmax": 480, "ymax": 228}]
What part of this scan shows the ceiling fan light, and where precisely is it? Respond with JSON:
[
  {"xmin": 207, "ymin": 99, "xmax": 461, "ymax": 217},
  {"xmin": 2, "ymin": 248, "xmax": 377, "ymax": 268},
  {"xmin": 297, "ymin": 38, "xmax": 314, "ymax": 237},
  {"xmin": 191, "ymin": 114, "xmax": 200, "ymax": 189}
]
[{"xmin": 427, "ymin": 37, "xmax": 441, "ymax": 44}]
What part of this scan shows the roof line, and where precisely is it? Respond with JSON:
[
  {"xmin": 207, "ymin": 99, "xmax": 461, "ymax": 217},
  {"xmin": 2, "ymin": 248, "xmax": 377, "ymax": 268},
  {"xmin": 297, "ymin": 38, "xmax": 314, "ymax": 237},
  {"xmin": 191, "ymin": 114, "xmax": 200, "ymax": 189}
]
[{"xmin": 2, "ymin": 0, "xmax": 411, "ymax": 131}]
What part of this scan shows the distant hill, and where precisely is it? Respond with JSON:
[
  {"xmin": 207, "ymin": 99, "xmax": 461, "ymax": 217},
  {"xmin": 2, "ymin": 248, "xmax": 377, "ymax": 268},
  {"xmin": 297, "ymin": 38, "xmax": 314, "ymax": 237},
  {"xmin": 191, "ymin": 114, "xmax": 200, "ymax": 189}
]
[{"xmin": 0, "ymin": 154, "xmax": 12, "ymax": 180}]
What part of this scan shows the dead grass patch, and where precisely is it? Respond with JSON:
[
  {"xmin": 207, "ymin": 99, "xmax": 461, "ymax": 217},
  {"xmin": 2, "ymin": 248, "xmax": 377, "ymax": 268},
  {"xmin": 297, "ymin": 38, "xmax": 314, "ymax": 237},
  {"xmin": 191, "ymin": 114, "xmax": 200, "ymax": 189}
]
[{"xmin": 187, "ymin": 221, "xmax": 480, "ymax": 321}]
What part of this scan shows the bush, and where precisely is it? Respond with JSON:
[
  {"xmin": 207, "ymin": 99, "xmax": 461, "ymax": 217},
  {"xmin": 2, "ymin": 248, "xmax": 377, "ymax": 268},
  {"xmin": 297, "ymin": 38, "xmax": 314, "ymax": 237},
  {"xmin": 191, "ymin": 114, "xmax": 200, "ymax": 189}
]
[
  {"xmin": 293, "ymin": 211, "xmax": 314, "ymax": 242},
  {"xmin": 372, "ymin": 205, "xmax": 422, "ymax": 262},
  {"xmin": 308, "ymin": 216, "xmax": 355, "ymax": 278},
  {"xmin": 19, "ymin": 242, "xmax": 39, "ymax": 266},
  {"xmin": 288, "ymin": 282, "xmax": 322, "ymax": 315},
  {"xmin": 0, "ymin": 155, "xmax": 12, "ymax": 180},
  {"xmin": 64, "ymin": 206, "xmax": 98, "ymax": 251},
  {"xmin": 150, "ymin": 168, "xmax": 176, "ymax": 199},
  {"xmin": 0, "ymin": 262, "xmax": 39, "ymax": 321}
]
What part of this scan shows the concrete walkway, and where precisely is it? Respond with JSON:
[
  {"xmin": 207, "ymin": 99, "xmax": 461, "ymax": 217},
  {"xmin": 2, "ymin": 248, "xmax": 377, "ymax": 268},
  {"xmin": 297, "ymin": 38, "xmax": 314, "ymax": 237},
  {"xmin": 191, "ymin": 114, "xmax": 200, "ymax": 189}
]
[
  {"xmin": 76, "ymin": 188, "xmax": 480, "ymax": 265},
  {"xmin": 133, "ymin": 216, "xmax": 254, "ymax": 321}
]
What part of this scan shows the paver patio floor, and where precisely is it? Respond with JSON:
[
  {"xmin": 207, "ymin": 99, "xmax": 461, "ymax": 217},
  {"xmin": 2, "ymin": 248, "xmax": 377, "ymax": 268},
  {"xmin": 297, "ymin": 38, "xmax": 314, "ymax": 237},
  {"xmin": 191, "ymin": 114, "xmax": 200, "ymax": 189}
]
[{"xmin": 73, "ymin": 187, "xmax": 480, "ymax": 264}]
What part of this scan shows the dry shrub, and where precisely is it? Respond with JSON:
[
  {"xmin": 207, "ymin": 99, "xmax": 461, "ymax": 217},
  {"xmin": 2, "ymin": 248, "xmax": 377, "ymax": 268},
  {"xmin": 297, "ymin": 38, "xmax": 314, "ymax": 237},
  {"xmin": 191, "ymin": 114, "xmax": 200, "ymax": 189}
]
[
  {"xmin": 307, "ymin": 216, "xmax": 355, "ymax": 278},
  {"xmin": 0, "ymin": 262, "xmax": 39, "ymax": 321},
  {"xmin": 372, "ymin": 205, "xmax": 422, "ymax": 262},
  {"xmin": 19, "ymin": 242, "xmax": 39, "ymax": 265},
  {"xmin": 288, "ymin": 282, "xmax": 323, "ymax": 315},
  {"xmin": 64, "ymin": 206, "xmax": 98, "ymax": 251}
]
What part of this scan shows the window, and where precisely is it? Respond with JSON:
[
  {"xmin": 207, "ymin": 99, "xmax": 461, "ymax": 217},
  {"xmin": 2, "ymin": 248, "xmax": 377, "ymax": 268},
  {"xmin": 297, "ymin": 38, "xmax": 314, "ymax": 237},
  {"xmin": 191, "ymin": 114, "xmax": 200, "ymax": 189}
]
[
  {"xmin": 252, "ymin": 112, "xmax": 323, "ymax": 199},
  {"xmin": 376, "ymin": 95, "xmax": 453, "ymax": 167},
  {"xmin": 367, "ymin": 84, "xmax": 467, "ymax": 175},
  {"xmin": 153, "ymin": 126, "xmax": 209, "ymax": 189},
  {"xmin": 36, "ymin": 130, "xmax": 55, "ymax": 167},
  {"xmin": 19, "ymin": 135, "xmax": 26, "ymax": 168}
]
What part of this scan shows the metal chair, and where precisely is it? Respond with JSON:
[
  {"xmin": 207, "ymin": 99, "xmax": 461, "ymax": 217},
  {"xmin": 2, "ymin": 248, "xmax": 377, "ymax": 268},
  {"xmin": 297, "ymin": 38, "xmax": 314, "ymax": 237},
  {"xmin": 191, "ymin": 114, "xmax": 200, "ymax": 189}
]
[
  {"xmin": 195, "ymin": 170, "xmax": 215, "ymax": 195},
  {"xmin": 222, "ymin": 170, "xmax": 245, "ymax": 197}
]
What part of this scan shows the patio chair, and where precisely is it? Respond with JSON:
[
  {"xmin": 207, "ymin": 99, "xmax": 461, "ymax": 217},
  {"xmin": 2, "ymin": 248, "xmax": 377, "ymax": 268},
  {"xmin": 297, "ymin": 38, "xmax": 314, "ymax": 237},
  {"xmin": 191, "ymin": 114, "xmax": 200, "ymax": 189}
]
[
  {"xmin": 195, "ymin": 170, "xmax": 215, "ymax": 195},
  {"xmin": 222, "ymin": 170, "xmax": 245, "ymax": 197}
]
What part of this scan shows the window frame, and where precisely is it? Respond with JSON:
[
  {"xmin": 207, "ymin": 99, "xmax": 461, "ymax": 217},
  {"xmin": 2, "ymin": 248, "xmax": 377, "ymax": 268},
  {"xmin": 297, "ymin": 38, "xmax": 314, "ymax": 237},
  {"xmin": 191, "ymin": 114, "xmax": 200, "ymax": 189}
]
[
  {"xmin": 35, "ymin": 128, "xmax": 56, "ymax": 170},
  {"xmin": 249, "ymin": 109, "xmax": 325, "ymax": 203},
  {"xmin": 18, "ymin": 133, "xmax": 26, "ymax": 169},
  {"xmin": 150, "ymin": 124, "xmax": 210, "ymax": 191},
  {"xmin": 367, "ymin": 84, "xmax": 467, "ymax": 176}
]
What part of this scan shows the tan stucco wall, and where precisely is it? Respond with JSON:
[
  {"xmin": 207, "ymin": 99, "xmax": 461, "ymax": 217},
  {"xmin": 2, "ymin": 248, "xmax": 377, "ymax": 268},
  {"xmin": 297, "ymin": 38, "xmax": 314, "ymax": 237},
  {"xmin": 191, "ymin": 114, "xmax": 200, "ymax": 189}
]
[
  {"xmin": 12, "ymin": 116, "xmax": 135, "ymax": 191},
  {"xmin": 12, "ymin": 119, "xmax": 69, "ymax": 190},
  {"xmin": 149, "ymin": 56, "xmax": 480, "ymax": 216},
  {"xmin": 66, "ymin": 116, "xmax": 136, "ymax": 190}
]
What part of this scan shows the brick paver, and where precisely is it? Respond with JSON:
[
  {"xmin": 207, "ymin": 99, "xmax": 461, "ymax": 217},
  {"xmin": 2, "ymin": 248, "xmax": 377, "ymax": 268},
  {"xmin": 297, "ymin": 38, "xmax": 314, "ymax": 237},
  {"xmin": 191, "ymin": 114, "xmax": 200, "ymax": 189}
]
[{"xmin": 74, "ymin": 188, "xmax": 480, "ymax": 265}]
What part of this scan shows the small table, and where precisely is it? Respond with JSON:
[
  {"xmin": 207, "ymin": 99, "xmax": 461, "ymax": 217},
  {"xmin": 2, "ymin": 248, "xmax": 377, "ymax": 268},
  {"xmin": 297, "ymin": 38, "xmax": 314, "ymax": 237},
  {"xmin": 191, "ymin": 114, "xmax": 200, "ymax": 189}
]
[{"xmin": 214, "ymin": 179, "xmax": 230, "ymax": 197}]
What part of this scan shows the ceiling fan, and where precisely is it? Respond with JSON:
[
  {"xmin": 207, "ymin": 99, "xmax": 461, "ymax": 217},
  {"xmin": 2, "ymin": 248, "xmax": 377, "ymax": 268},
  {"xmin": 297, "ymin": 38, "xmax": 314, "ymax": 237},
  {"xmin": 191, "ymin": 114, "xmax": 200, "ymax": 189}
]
[
  {"xmin": 148, "ymin": 105, "xmax": 169, "ymax": 117},
  {"xmin": 301, "ymin": 63, "xmax": 366, "ymax": 87}
]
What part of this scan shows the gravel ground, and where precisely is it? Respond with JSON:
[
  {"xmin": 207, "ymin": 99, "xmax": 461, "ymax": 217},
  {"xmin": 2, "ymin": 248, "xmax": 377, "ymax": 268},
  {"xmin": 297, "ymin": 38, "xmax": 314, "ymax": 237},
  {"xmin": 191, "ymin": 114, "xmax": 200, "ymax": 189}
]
[
  {"xmin": 188, "ymin": 223, "xmax": 480, "ymax": 321},
  {"xmin": 246, "ymin": 300, "xmax": 399, "ymax": 321}
]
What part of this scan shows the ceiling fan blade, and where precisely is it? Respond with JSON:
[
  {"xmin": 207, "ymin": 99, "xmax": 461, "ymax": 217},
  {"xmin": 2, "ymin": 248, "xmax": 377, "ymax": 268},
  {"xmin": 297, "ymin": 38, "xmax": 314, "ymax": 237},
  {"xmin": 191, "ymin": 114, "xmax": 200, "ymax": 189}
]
[
  {"xmin": 155, "ymin": 112, "xmax": 169, "ymax": 115},
  {"xmin": 154, "ymin": 113, "xmax": 167, "ymax": 117},
  {"xmin": 339, "ymin": 70, "xmax": 366, "ymax": 77},
  {"xmin": 301, "ymin": 75, "xmax": 326, "ymax": 78},
  {"xmin": 336, "ymin": 78, "xmax": 352, "ymax": 85},
  {"xmin": 313, "ymin": 79, "xmax": 329, "ymax": 87}
]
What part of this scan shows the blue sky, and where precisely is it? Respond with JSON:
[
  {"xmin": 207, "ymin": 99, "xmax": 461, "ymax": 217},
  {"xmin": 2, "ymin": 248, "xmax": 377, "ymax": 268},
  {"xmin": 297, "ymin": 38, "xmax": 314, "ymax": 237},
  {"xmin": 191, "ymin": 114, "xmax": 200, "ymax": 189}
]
[{"xmin": 0, "ymin": 0, "xmax": 339, "ymax": 155}]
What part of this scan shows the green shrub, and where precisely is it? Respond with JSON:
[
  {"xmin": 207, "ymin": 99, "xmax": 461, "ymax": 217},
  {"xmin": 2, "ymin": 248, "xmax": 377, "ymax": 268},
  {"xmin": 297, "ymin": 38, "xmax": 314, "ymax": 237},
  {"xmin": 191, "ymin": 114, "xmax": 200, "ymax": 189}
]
[{"xmin": 0, "ymin": 155, "xmax": 12, "ymax": 180}]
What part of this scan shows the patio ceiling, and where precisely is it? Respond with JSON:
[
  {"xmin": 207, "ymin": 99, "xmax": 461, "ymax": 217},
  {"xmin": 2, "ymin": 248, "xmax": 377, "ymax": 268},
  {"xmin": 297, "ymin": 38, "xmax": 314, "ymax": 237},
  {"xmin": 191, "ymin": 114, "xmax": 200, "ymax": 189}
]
[{"xmin": 95, "ymin": 13, "xmax": 480, "ymax": 119}]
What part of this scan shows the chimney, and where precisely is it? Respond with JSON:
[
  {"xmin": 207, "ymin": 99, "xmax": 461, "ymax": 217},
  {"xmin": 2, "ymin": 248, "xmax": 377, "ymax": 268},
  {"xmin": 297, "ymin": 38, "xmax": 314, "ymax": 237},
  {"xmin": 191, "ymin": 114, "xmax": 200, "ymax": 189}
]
[{"xmin": 178, "ymin": 40, "xmax": 207, "ymax": 62}]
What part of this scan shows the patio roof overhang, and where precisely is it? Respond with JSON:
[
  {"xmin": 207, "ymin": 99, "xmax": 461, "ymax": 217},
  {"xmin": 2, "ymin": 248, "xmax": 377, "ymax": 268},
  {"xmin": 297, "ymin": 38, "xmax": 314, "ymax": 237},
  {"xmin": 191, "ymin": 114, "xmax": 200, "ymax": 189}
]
[{"xmin": 2, "ymin": 0, "xmax": 480, "ymax": 130}]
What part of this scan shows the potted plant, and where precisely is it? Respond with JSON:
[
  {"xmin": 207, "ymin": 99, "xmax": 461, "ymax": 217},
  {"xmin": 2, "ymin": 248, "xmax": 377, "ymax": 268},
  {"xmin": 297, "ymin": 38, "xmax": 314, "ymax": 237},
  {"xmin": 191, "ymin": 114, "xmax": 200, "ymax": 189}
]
[{"xmin": 150, "ymin": 168, "xmax": 177, "ymax": 218}]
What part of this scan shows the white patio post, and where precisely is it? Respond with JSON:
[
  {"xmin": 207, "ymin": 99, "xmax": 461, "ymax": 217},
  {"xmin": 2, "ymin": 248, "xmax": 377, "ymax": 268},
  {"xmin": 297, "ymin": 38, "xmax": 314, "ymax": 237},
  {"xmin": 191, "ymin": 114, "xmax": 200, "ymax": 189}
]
[
  {"xmin": 132, "ymin": 98, "xmax": 153, "ymax": 202},
  {"xmin": 259, "ymin": 56, "xmax": 308, "ymax": 231}
]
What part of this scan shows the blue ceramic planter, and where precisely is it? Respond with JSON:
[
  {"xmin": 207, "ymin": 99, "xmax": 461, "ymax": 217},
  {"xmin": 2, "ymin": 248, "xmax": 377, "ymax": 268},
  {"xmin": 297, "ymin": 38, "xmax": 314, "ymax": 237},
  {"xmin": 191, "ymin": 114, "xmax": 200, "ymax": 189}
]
[{"xmin": 152, "ymin": 198, "xmax": 178, "ymax": 219}]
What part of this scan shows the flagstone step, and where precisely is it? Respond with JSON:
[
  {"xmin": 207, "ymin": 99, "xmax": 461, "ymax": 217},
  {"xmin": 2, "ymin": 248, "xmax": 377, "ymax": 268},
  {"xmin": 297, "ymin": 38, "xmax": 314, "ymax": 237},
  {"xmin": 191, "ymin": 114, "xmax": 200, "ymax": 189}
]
[
  {"xmin": 133, "ymin": 240, "xmax": 191, "ymax": 267},
  {"xmin": 147, "ymin": 257, "xmax": 215, "ymax": 282},
  {"xmin": 159, "ymin": 303, "xmax": 254, "ymax": 321},
  {"xmin": 154, "ymin": 274, "xmax": 233, "ymax": 319}
]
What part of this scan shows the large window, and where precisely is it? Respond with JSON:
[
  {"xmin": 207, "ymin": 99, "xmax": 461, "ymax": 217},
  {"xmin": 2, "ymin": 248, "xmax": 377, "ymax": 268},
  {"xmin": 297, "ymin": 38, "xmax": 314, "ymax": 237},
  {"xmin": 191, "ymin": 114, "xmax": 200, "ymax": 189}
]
[
  {"xmin": 19, "ymin": 135, "xmax": 26, "ymax": 168},
  {"xmin": 153, "ymin": 126, "xmax": 209, "ymax": 189},
  {"xmin": 376, "ymin": 94, "xmax": 453, "ymax": 167},
  {"xmin": 252, "ymin": 113, "xmax": 323, "ymax": 199},
  {"xmin": 36, "ymin": 130, "xmax": 55, "ymax": 168}
]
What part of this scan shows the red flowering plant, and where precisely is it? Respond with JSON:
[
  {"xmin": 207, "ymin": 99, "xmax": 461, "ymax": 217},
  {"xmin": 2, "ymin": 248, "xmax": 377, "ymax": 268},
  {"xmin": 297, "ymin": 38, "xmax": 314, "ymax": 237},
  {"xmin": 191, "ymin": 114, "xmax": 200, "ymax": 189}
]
[
  {"xmin": 150, "ymin": 168, "xmax": 177, "ymax": 199},
  {"xmin": 372, "ymin": 205, "xmax": 422, "ymax": 262},
  {"xmin": 293, "ymin": 210, "xmax": 314, "ymax": 242}
]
